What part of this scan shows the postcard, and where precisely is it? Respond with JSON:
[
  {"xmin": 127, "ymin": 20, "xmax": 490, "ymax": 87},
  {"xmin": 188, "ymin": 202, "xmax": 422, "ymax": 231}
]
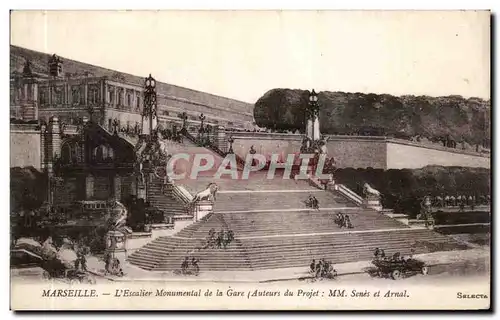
[{"xmin": 9, "ymin": 10, "xmax": 491, "ymax": 311}]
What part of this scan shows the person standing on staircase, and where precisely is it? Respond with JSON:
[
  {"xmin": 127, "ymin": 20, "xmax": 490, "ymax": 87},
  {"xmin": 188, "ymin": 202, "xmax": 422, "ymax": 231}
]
[
  {"xmin": 191, "ymin": 257, "xmax": 200, "ymax": 276},
  {"xmin": 181, "ymin": 257, "xmax": 189, "ymax": 274},
  {"xmin": 216, "ymin": 229, "xmax": 224, "ymax": 249},
  {"xmin": 310, "ymin": 259, "xmax": 316, "ymax": 274}
]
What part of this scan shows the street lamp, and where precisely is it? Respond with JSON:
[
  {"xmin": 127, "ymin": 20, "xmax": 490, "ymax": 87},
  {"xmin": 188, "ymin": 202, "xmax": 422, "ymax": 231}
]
[
  {"xmin": 145, "ymin": 74, "xmax": 156, "ymax": 89},
  {"xmin": 199, "ymin": 113, "xmax": 206, "ymax": 129},
  {"xmin": 309, "ymin": 89, "xmax": 318, "ymax": 103},
  {"xmin": 143, "ymin": 74, "xmax": 157, "ymax": 138}
]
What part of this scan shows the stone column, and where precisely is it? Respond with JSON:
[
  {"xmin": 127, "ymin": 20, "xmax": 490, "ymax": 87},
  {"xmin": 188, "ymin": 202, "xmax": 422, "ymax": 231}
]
[
  {"xmin": 40, "ymin": 124, "xmax": 46, "ymax": 171},
  {"xmin": 215, "ymin": 125, "xmax": 227, "ymax": 152},
  {"xmin": 306, "ymin": 118, "xmax": 313, "ymax": 141},
  {"xmin": 313, "ymin": 117, "xmax": 321, "ymax": 141},
  {"xmin": 130, "ymin": 177, "xmax": 137, "ymax": 196},
  {"xmin": 114, "ymin": 175, "xmax": 121, "ymax": 201},
  {"xmin": 49, "ymin": 117, "xmax": 61, "ymax": 159},
  {"xmin": 85, "ymin": 175, "xmax": 95, "ymax": 199}
]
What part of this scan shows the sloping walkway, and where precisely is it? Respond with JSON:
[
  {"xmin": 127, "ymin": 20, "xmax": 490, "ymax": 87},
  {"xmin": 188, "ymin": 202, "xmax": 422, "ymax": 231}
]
[{"xmin": 87, "ymin": 248, "xmax": 488, "ymax": 283}]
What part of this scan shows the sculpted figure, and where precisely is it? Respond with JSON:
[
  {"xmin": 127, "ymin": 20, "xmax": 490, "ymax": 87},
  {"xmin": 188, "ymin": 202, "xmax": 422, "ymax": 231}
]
[
  {"xmin": 107, "ymin": 201, "xmax": 128, "ymax": 233},
  {"xmin": 363, "ymin": 183, "xmax": 381, "ymax": 199},
  {"xmin": 191, "ymin": 183, "xmax": 219, "ymax": 203}
]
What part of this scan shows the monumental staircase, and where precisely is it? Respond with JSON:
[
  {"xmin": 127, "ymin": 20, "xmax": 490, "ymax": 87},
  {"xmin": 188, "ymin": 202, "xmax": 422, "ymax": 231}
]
[{"xmin": 127, "ymin": 171, "xmax": 470, "ymax": 272}]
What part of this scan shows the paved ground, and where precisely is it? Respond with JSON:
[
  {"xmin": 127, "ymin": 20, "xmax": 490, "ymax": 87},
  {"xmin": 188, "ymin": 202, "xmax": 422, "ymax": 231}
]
[
  {"xmin": 82, "ymin": 247, "xmax": 489, "ymax": 283},
  {"xmin": 11, "ymin": 247, "xmax": 489, "ymax": 285}
]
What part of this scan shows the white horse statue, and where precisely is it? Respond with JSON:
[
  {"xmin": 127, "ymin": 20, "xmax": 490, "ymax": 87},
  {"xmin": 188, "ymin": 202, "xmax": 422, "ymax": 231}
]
[
  {"xmin": 191, "ymin": 183, "xmax": 219, "ymax": 203},
  {"xmin": 363, "ymin": 183, "xmax": 381, "ymax": 199}
]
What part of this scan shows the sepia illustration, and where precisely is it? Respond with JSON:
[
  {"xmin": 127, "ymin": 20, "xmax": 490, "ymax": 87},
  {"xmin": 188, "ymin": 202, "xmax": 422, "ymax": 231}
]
[{"xmin": 9, "ymin": 10, "xmax": 490, "ymax": 310}]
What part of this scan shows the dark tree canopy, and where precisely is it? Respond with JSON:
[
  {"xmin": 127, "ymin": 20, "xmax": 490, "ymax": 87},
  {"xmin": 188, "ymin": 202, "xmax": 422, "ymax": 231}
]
[{"xmin": 254, "ymin": 89, "xmax": 491, "ymax": 146}]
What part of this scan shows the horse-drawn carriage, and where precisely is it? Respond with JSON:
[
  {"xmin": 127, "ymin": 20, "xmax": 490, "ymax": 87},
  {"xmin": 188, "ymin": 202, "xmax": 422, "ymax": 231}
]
[
  {"xmin": 40, "ymin": 257, "xmax": 96, "ymax": 284},
  {"xmin": 11, "ymin": 246, "xmax": 96, "ymax": 284},
  {"xmin": 372, "ymin": 257, "xmax": 429, "ymax": 280}
]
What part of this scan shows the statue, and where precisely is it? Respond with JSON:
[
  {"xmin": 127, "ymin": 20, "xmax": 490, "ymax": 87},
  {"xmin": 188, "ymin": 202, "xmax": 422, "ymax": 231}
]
[
  {"xmin": 300, "ymin": 136, "xmax": 312, "ymax": 153},
  {"xmin": 417, "ymin": 196, "xmax": 433, "ymax": 220},
  {"xmin": 363, "ymin": 183, "xmax": 381, "ymax": 199},
  {"xmin": 107, "ymin": 201, "xmax": 129, "ymax": 234},
  {"xmin": 191, "ymin": 183, "xmax": 219, "ymax": 203},
  {"xmin": 134, "ymin": 137, "xmax": 147, "ymax": 185},
  {"xmin": 318, "ymin": 136, "xmax": 329, "ymax": 154}
]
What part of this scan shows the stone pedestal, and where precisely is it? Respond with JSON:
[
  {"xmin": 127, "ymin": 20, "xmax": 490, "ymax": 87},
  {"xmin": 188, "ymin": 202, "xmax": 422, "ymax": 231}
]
[
  {"xmin": 363, "ymin": 195, "xmax": 383, "ymax": 211},
  {"xmin": 113, "ymin": 176, "xmax": 121, "ymax": 201},
  {"xmin": 105, "ymin": 230, "xmax": 127, "ymax": 267},
  {"xmin": 193, "ymin": 200, "xmax": 213, "ymax": 222}
]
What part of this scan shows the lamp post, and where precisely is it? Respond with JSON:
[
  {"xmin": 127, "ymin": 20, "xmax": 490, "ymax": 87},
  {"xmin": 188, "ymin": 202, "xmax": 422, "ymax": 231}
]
[
  {"xmin": 143, "ymin": 74, "xmax": 157, "ymax": 139},
  {"xmin": 198, "ymin": 113, "xmax": 206, "ymax": 143},
  {"xmin": 199, "ymin": 113, "xmax": 206, "ymax": 129},
  {"xmin": 305, "ymin": 89, "xmax": 320, "ymax": 147},
  {"xmin": 180, "ymin": 112, "xmax": 188, "ymax": 133}
]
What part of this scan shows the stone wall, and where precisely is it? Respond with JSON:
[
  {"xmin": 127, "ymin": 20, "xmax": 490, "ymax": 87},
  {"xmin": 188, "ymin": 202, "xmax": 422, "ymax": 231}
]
[
  {"xmin": 224, "ymin": 133, "xmax": 490, "ymax": 170},
  {"xmin": 10, "ymin": 124, "xmax": 41, "ymax": 169},
  {"xmin": 229, "ymin": 132, "xmax": 302, "ymax": 162},
  {"xmin": 386, "ymin": 141, "xmax": 490, "ymax": 169},
  {"xmin": 326, "ymin": 136, "xmax": 387, "ymax": 169}
]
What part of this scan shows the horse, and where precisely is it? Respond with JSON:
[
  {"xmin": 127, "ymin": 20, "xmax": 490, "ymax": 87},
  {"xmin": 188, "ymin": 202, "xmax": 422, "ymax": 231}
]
[{"xmin": 191, "ymin": 183, "xmax": 219, "ymax": 203}]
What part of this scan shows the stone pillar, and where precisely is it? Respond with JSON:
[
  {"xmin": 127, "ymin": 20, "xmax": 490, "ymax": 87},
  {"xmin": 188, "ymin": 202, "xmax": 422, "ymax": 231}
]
[
  {"xmin": 114, "ymin": 175, "xmax": 121, "ymax": 201},
  {"xmin": 362, "ymin": 195, "xmax": 383, "ymax": 211},
  {"xmin": 193, "ymin": 200, "xmax": 213, "ymax": 222},
  {"xmin": 23, "ymin": 83, "xmax": 28, "ymax": 102},
  {"xmin": 84, "ymin": 83, "xmax": 88, "ymax": 105},
  {"xmin": 48, "ymin": 116, "xmax": 61, "ymax": 159},
  {"xmin": 215, "ymin": 125, "xmax": 227, "ymax": 152},
  {"xmin": 130, "ymin": 177, "xmax": 137, "ymax": 196},
  {"xmin": 313, "ymin": 117, "xmax": 320, "ymax": 141},
  {"xmin": 40, "ymin": 124, "xmax": 46, "ymax": 170},
  {"xmin": 85, "ymin": 175, "xmax": 95, "ymax": 199}
]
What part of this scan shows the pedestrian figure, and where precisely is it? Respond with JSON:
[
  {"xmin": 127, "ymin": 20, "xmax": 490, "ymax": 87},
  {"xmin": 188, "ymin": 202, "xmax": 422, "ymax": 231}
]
[
  {"xmin": 315, "ymin": 260, "xmax": 323, "ymax": 278},
  {"xmin": 181, "ymin": 257, "xmax": 189, "ymax": 274},
  {"xmin": 310, "ymin": 259, "xmax": 316, "ymax": 274},
  {"xmin": 216, "ymin": 229, "xmax": 224, "ymax": 249},
  {"xmin": 191, "ymin": 257, "xmax": 200, "ymax": 275}
]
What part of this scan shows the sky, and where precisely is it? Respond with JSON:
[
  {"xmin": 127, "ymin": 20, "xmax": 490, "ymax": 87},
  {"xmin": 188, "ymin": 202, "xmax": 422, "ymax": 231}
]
[{"xmin": 10, "ymin": 10, "xmax": 490, "ymax": 103}]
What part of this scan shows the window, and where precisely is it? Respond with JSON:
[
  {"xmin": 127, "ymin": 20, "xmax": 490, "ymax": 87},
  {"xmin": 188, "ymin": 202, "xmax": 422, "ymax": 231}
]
[
  {"xmin": 127, "ymin": 93, "xmax": 131, "ymax": 106},
  {"xmin": 88, "ymin": 86, "xmax": 99, "ymax": 105},
  {"xmin": 108, "ymin": 119, "xmax": 112, "ymax": 130},
  {"xmin": 55, "ymin": 88, "xmax": 63, "ymax": 105},
  {"xmin": 108, "ymin": 90, "xmax": 114, "ymax": 104},
  {"xmin": 136, "ymin": 96, "xmax": 141, "ymax": 110},
  {"xmin": 27, "ymin": 84, "xmax": 32, "ymax": 100},
  {"xmin": 72, "ymin": 86, "xmax": 80, "ymax": 104},
  {"xmin": 117, "ymin": 90, "xmax": 123, "ymax": 106}
]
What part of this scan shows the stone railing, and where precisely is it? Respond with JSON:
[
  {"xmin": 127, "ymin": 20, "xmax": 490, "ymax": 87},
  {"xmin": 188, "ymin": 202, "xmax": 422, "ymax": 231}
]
[
  {"xmin": 334, "ymin": 184, "xmax": 363, "ymax": 206},
  {"xmin": 10, "ymin": 123, "xmax": 40, "ymax": 132},
  {"xmin": 325, "ymin": 134, "xmax": 490, "ymax": 158},
  {"xmin": 225, "ymin": 131, "xmax": 303, "ymax": 141},
  {"xmin": 171, "ymin": 184, "xmax": 193, "ymax": 204}
]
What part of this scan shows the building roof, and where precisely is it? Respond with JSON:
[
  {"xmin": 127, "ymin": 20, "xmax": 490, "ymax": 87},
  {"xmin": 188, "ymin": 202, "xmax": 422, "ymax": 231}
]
[{"xmin": 10, "ymin": 45, "xmax": 254, "ymax": 115}]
